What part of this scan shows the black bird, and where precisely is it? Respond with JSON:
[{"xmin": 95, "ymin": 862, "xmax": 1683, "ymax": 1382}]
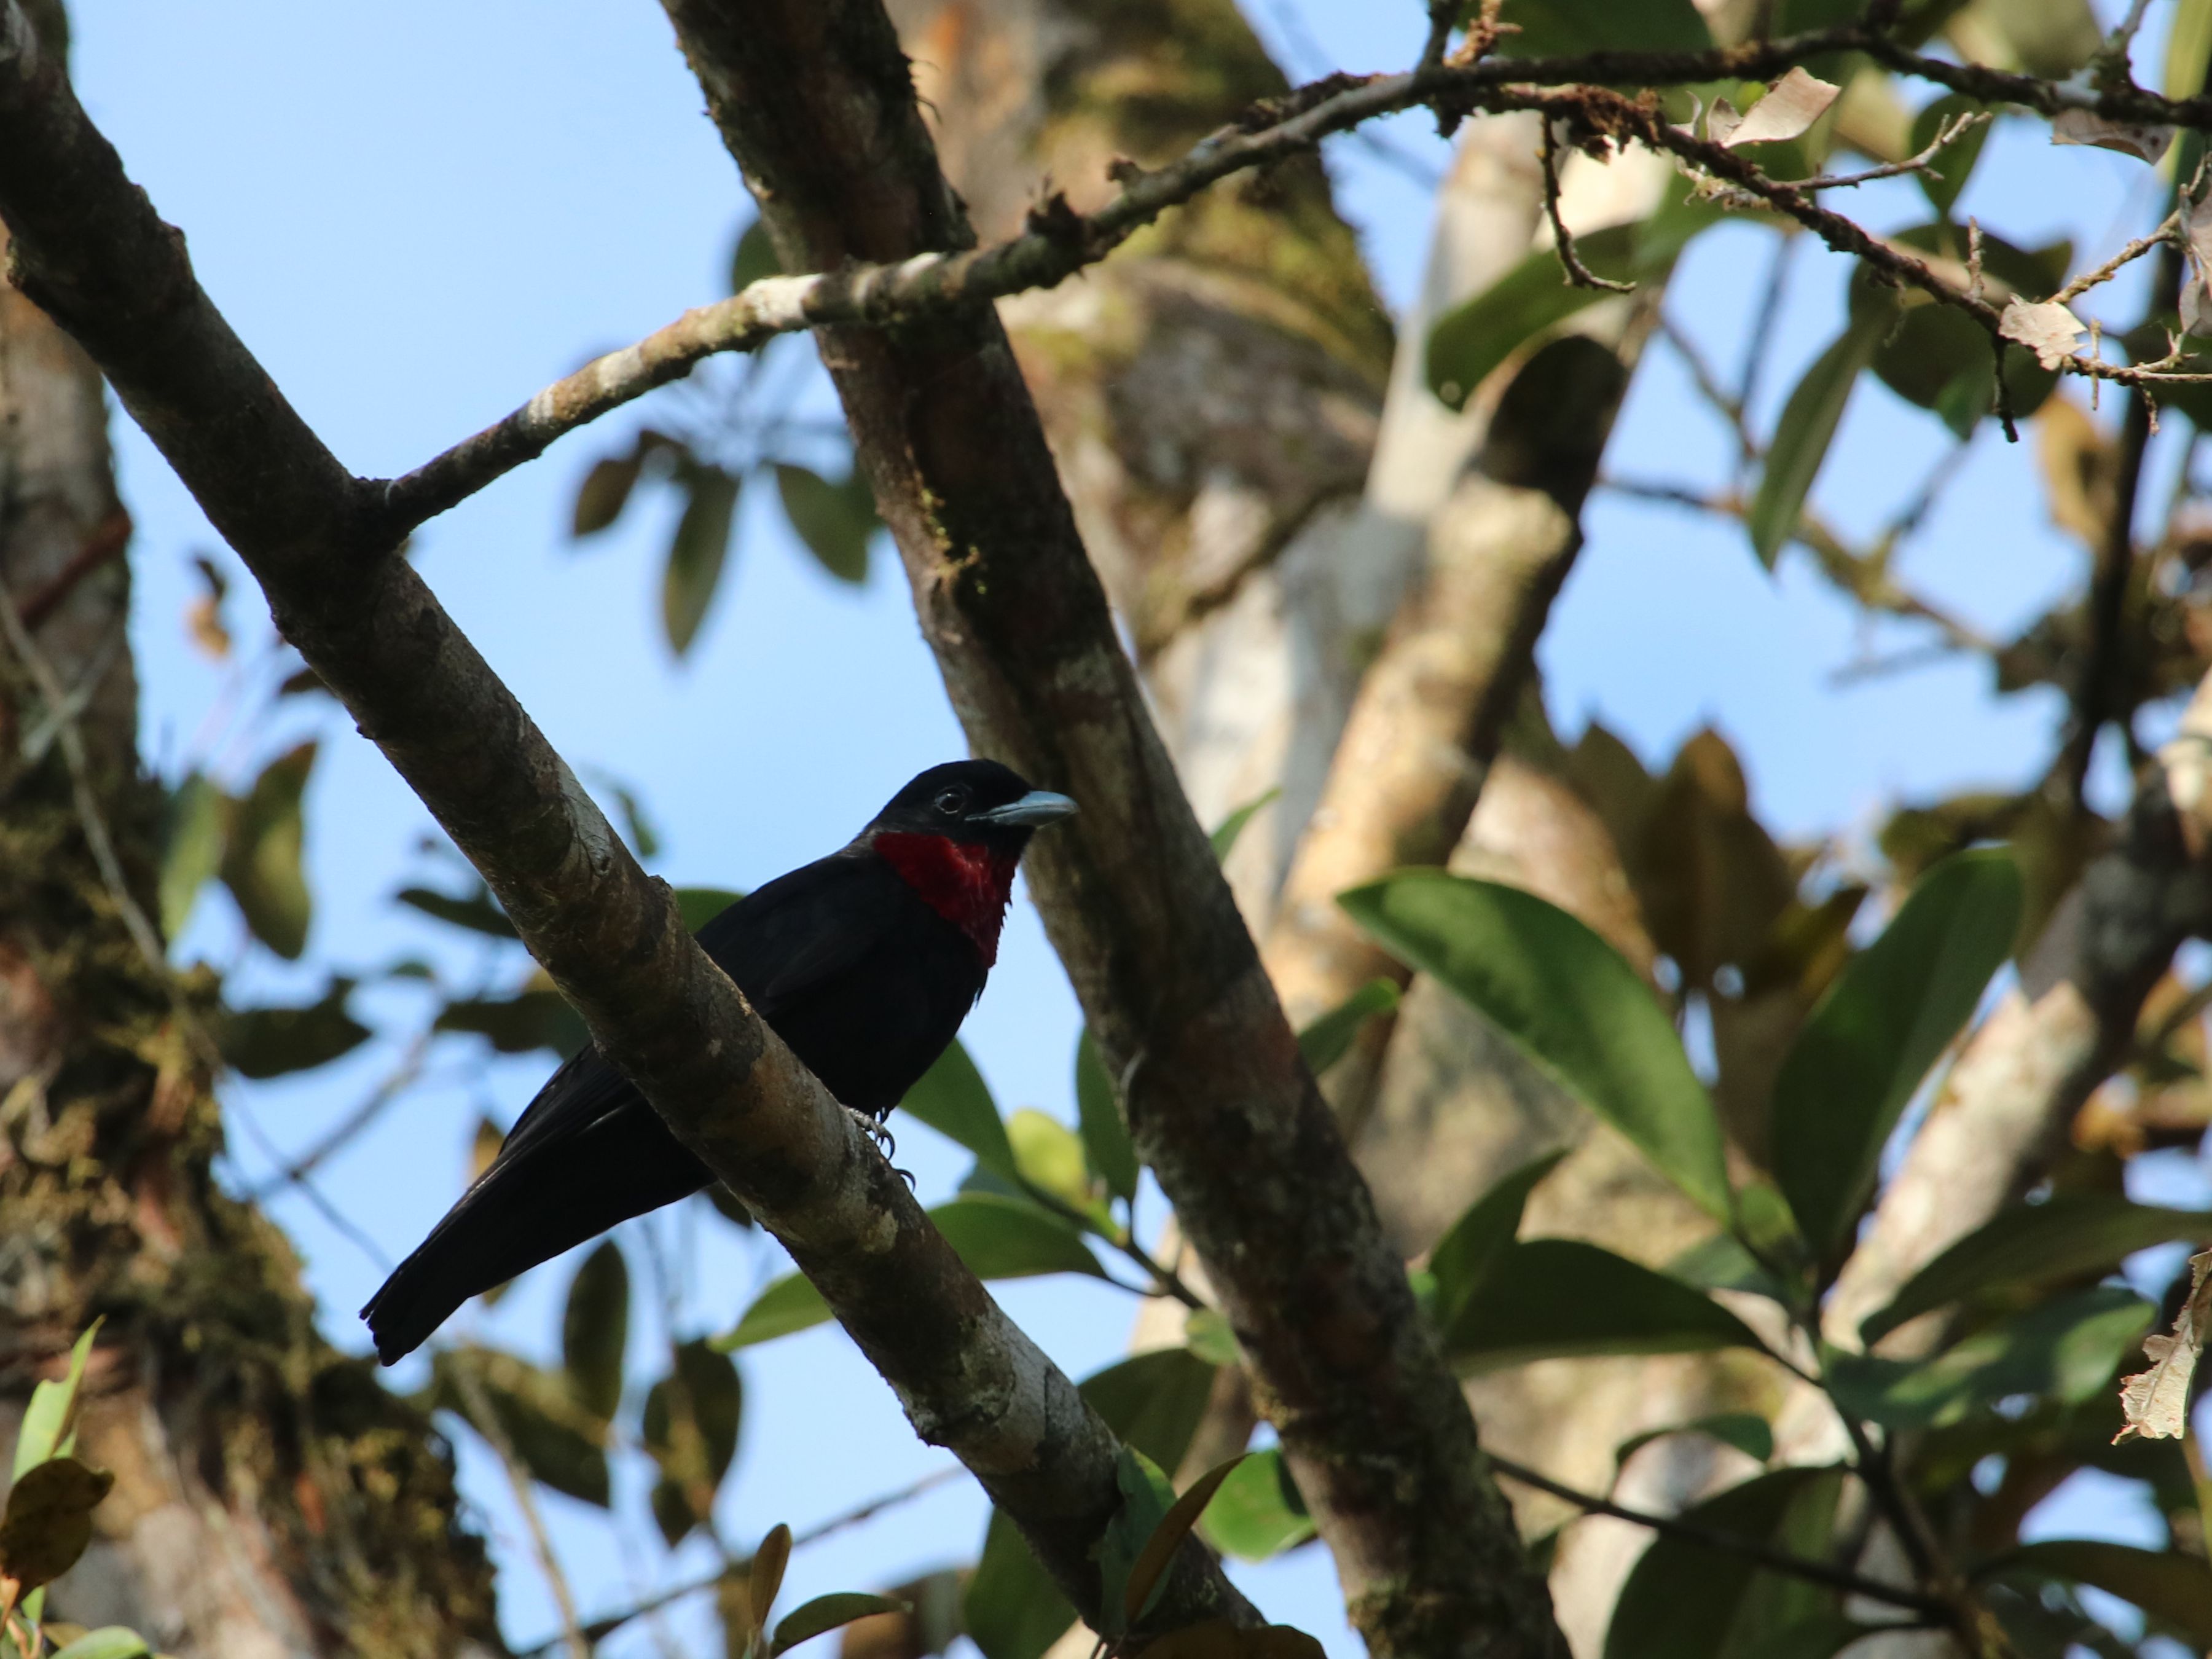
[{"xmin": 361, "ymin": 759, "xmax": 1076, "ymax": 1364}]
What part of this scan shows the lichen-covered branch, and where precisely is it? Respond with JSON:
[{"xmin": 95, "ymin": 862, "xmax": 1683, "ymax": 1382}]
[{"xmin": 0, "ymin": 5, "xmax": 1249, "ymax": 1634}]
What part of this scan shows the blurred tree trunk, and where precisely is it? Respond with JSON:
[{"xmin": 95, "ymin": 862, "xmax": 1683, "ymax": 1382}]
[
  {"xmin": 887, "ymin": 3, "xmax": 1770, "ymax": 1652},
  {"xmin": 0, "ymin": 8, "xmax": 503, "ymax": 1655}
]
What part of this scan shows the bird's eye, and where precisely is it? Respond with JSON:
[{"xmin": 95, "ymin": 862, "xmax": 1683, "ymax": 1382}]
[{"xmin": 934, "ymin": 786, "xmax": 970, "ymax": 816}]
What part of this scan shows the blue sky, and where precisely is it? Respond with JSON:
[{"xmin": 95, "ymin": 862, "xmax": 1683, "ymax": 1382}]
[{"xmin": 62, "ymin": 0, "xmax": 2197, "ymax": 1653}]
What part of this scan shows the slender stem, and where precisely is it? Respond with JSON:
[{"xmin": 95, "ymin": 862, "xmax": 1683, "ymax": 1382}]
[
  {"xmin": 450, "ymin": 1354, "xmax": 592, "ymax": 1659},
  {"xmin": 516, "ymin": 1465, "xmax": 965, "ymax": 1655},
  {"xmin": 1485, "ymin": 1453, "xmax": 1946, "ymax": 1618}
]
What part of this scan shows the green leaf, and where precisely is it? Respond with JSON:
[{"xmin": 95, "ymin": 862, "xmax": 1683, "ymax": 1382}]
[
  {"xmin": 929, "ymin": 1194, "xmax": 1105, "ymax": 1281},
  {"xmin": 394, "ymin": 882, "xmax": 518, "ymax": 939},
  {"xmin": 429, "ymin": 1346, "xmax": 611, "ymax": 1506},
  {"xmin": 675, "ymin": 885, "xmax": 743, "ymax": 932},
  {"xmin": 1492, "ymin": 0, "xmax": 1711, "ymax": 59},
  {"xmin": 1122, "ymin": 1453, "xmax": 1249, "ymax": 1628},
  {"xmin": 1862, "ymin": 1193, "xmax": 2212, "ymax": 1346},
  {"xmin": 1209, "ymin": 788, "xmax": 1280, "ymax": 861},
  {"xmin": 1727, "ymin": 1617, "xmax": 1885, "ymax": 1659},
  {"xmin": 1200, "ymin": 1448, "xmax": 1314, "ymax": 1562},
  {"xmin": 1096, "ymin": 1448, "xmax": 1175, "ymax": 1637},
  {"xmin": 2001, "ymin": 1539, "xmax": 2212, "ymax": 1647},
  {"xmin": 1183, "ymin": 1308, "xmax": 1242, "ymax": 1367},
  {"xmin": 16, "ymin": 1320, "xmax": 101, "ymax": 1480},
  {"xmin": 222, "ymin": 981, "xmax": 371, "ymax": 1079},
  {"xmin": 716, "ymin": 1198, "xmax": 1100, "ymax": 1353},
  {"xmin": 1429, "ymin": 1149, "xmax": 1568, "ymax": 1333},
  {"xmin": 751, "ymin": 1521, "xmax": 794, "ymax": 1622},
  {"xmin": 643, "ymin": 1338, "xmax": 743, "ymax": 1545},
  {"xmin": 219, "ymin": 741, "xmax": 316, "ymax": 958},
  {"xmin": 729, "ymin": 216, "xmax": 781, "ymax": 293},
  {"xmin": 1006, "ymin": 1110, "xmax": 1094, "ymax": 1213},
  {"xmin": 436, "ymin": 989, "xmax": 589, "ymax": 1059},
  {"xmin": 663, "ymin": 465, "xmax": 740, "ymax": 658},
  {"xmin": 1972, "ymin": 0, "xmax": 2101, "ymax": 77},
  {"xmin": 1910, "ymin": 94, "xmax": 1990, "ymax": 218},
  {"xmin": 1341, "ymin": 870, "xmax": 1730, "ymax": 1220},
  {"xmin": 1616, "ymin": 1412, "xmax": 1775, "ymax": 1471},
  {"xmin": 1296, "ymin": 977, "xmax": 1401, "ymax": 1076},
  {"xmin": 1771, "ymin": 848, "xmax": 2022, "ymax": 1260},
  {"xmin": 1747, "ymin": 313, "xmax": 1886, "ymax": 568},
  {"xmin": 900, "ymin": 1040, "xmax": 1018, "ymax": 1183},
  {"xmin": 965, "ymin": 1509, "xmax": 1075, "ymax": 1659},
  {"xmin": 1428, "ymin": 225, "xmax": 1635, "ymax": 410},
  {"xmin": 159, "ymin": 772, "xmax": 226, "ymax": 941},
  {"xmin": 49, "ymin": 1631, "xmax": 154, "ymax": 1659},
  {"xmin": 571, "ymin": 453, "xmax": 643, "ymax": 537},
  {"xmin": 2172, "ymin": 0, "xmax": 2212, "ymax": 100},
  {"xmin": 1075, "ymin": 1028, "xmax": 1138, "ymax": 1204},
  {"xmin": 1444, "ymin": 1239, "xmax": 1763, "ymax": 1370},
  {"xmin": 1426, "ymin": 197, "xmax": 1722, "ymax": 410},
  {"xmin": 716, "ymin": 1273, "xmax": 831, "ymax": 1351},
  {"xmin": 1827, "ymin": 1287, "xmax": 2153, "ymax": 1431},
  {"xmin": 1080, "ymin": 1348, "xmax": 1220, "ymax": 1474},
  {"xmin": 774, "ymin": 464, "xmax": 876, "ymax": 584},
  {"xmin": 0, "ymin": 1457, "xmax": 116, "ymax": 1590},
  {"xmin": 1604, "ymin": 1467, "xmax": 1845, "ymax": 1659},
  {"xmin": 770, "ymin": 1592, "xmax": 910, "ymax": 1655},
  {"xmin": 562, "ymin": 1241, "xmax": 629, "ymax": 1422}
]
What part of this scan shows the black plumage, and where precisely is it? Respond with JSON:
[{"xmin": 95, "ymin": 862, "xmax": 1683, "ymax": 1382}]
[{"xmin": 361, "ymin": 759, "xmax": 1075, "ymax": 1364}]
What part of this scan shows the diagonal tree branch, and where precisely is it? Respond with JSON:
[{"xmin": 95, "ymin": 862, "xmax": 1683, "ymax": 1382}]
[
  {"xmin": 369, "ymin": 26, "xmax": 2212, "ymax": 543},
  {"xmin": 0, "ymin": 5, "xmax": 1250, "ymax": 1637},
  {"xmin": 649, "ymin": 1, "xmax": 1561, "ymax": 1653}
]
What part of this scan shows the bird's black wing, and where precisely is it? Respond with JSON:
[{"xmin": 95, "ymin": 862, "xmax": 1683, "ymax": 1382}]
[{"xmin": 363, "ymin": 851, "xmax": 910, "ymax": 1363}]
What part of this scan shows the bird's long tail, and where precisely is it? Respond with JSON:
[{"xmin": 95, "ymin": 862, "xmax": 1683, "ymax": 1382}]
[{"xmin": 361, "ymin": 1108, "xmax": 710, "ymax": 1364}]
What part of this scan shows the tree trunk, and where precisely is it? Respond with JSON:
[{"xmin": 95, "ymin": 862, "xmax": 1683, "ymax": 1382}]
[{"xmin": 0, "ymin": 10, "xmax": 503, "ymax": 1655}]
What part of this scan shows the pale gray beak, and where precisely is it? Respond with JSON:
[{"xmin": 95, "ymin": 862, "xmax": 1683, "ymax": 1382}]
[{"xmin": 973, "ymin": 790, "xmax": 1078, "ymax": 828}]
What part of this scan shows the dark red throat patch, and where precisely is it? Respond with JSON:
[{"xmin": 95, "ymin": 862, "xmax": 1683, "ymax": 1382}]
[{"xmin": 873, "ymin": 832, "xmax": 1020, "ymax": 967}]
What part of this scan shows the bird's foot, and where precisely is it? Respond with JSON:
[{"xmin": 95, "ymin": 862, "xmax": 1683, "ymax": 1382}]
[{"xmin": 845, "ymin": 1107, "xmax": 913, "ymax": 1185}]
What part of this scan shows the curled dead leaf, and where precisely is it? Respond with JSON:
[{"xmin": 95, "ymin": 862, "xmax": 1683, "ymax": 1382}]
[
  {"xmin": 1716, "ymin": 68, "xmax": 1840, "ymax": 149},
  {"xmin": 2116, "ymin": 1249, "xmax": 2212, "ymax": 1441},
  {"xmin": 2052, "ymin": 108, "xmax": 2174, "ymax": 165},
  {"xmin": 1999, "ymin": 299, "xmax": 2084, "ymax": 370}
]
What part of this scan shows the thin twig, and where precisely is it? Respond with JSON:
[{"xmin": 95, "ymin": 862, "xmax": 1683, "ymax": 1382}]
[
  {"xmin": 2053, "ymin": 210, "xmax": 2183, "ymax": 306},
  {"xmin": 1485, "ymin": 1453, "xmax": 1946, "ymax": 1618},
  {"xmin": 516, "ymin": 1465, "xmax": 966, "ymax": 1656},
  {"xmin": 14, "ymin": 508, "xmax": 130, "ymax": 630},
  {"xmin": 242, "ymin": 1030, "xmax": 436, "ymax": 1198},
  {"xmin": 1656, "ymin": 312, "xmax": 1748, "ymax": 449},
  {"xmin": 1539, "ymin": 118, "xmax": 1634, "ymax": 294},
  {"xmin": 1793, "ymin": 112, "xmax": 1990, "ymax": 194},
  {"xmin": 450, "ymin": 1354, "xmax": 592, "ymax": 1659},
  {"xmin": 361, "ymin": 37, "xmax": 2212, "ymax": 536}
]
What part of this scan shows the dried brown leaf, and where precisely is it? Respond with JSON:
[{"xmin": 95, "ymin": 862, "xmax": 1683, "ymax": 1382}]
[
  {"xmin": 1722, "ymin": 68, "xmax": 1841, "ymax": 149},
  {"xmin": 1999, "ymin": 299, "xmax": 2085, "ymax": 370},
  {"xmin": 2116, "ymin": 1248, "xmax": 2212, "ymax": 1440},
  {"xmin": 2052, "ymin": 108, "xmax": 2174, "ymax": 165}
]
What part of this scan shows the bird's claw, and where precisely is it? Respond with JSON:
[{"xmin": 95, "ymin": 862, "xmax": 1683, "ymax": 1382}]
[{"xmin": 845, "ymin": 1107, "xmax": 912, "ymax": 1185}]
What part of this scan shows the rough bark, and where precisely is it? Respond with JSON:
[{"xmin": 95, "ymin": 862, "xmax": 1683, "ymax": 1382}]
[
  {"xmin": 0, "ymin": 12, "xmax": 501, "ymax": 1659},
  {"xmin": 0, "ymin": 8, "xmax": 1256, "ymax": 1638},
  {"xmin": 652, "ymin": 2, "xmax": 1559, "ymax": 1650}
]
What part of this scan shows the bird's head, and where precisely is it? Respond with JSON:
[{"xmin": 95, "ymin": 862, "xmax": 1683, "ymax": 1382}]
[{"xmin": 861, "ymin": 759, "xmax": 1077, "ymax": 965}]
